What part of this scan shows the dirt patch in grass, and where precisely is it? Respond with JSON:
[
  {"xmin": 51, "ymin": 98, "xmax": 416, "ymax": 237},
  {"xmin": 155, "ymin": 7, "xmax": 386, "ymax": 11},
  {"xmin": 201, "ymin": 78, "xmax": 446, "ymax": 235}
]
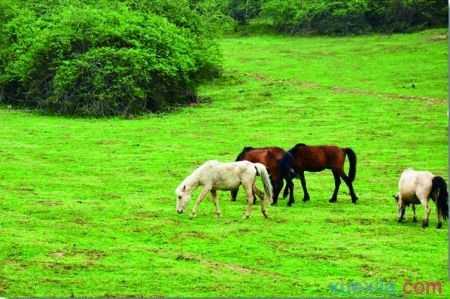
[
  {"xmin": 170, "ymin": 231, "xmax": 214, "ymax": 242},
  {"xmin": 248, "ymin": 72, "xmax": 445, "ymax": 104},
  {"xmin": 72, "ymin": 217, "xmax": 89, "ymax": 225},
  {"xmin": 132, "ymin": 210, "xmax": 161, "ymax": 219},
  {"xmin": 325, "ymin": 217, "xmax": 375, "ymax": 226},
  {"xmin": 36, "ymin": 199, "xmax": 63, "ymax": 206},
  {"xmin": 330, "ymin": 85, "xmax": 445, "ymax": 104},
  {"xmin": 175, "ymin": 253, "xmax": 281, "ymax": 277},
  {"xmin": 50, "ymin": 248, "xmax": 105, "ymax": 260},
  {"xmin": 361, "ymin": 263, "xmax": 378, "ymax": 278},
  {"xmin": 0, "ymin": 276, "xmax": 9, "ymax": 293},
  {"xmin": 428, "ymin": 33, "xmax": 447, "ymax": 42}
]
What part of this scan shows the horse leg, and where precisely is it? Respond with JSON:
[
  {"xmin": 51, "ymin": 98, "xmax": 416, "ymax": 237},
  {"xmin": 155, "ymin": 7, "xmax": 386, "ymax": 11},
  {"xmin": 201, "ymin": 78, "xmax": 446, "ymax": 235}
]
[
  {"xmin": 397, "ymin": 206, "xmax": 405, "ymax": 222},
  {"xmin": 287, "ymin": 178, "xmax": 296, "ymax": 206},
  {"xmin": 210, "ymin": 190, "xmax": 222, "ymax": 218},
  {"xmin": 329, "ymin": 169, "xmax": 341, "ymax": 203},
  {"xmin": 412, "ymin": 204, "xmax": 417, "ymax": 222},
  {"xmin": 272, "ymin": 179, "xmax": 283, "ymax": 205},
  {"xmin": 252, "ymin": 190, "xmax": 257, "ymax": 204},
  {"xmin": 420, "ymin": 197, "xmax": 431, "ymax": 228},
  {"xmin": 436, "ymin": 203, "xmax": 443, "ymax": 229},
  {"xmin": 191, "ymin": 186, "xmax": 210, "ymax": 218},
  {"xmin": 253, "ymin": 185, "xmax": 269, "ymax": 218},
  {"xmin": 230, "ymin": 188, "xmax": 239, "ymax": 201},
  {"xmin": 338, "ymin": 170, "xmax": 358, "ymax": 203},
  {"xmin": 299, "ymin": 171, "xmax": 310, "ymax": 202},
  {"xmin": 243, "ymin": 183, "xmax": 255, "ymax": 219}
]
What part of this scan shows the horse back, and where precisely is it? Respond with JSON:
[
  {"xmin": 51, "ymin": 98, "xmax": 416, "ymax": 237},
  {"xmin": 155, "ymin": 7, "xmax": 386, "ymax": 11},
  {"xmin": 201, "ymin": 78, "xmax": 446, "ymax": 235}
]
[
  {"xmin": 399, "ymin": 169, "xmax": 433, "ymax": 201},
  {"xmin": 293, "ymin": 145, "xmax": 345, "ymax": 171},
  {"xmin": 238, "ymin": 147, "xmax": 285, "ymax": 178}
]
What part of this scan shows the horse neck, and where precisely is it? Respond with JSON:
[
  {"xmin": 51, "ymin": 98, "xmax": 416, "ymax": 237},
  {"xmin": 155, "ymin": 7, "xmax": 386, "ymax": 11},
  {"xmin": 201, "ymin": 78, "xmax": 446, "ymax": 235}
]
[{"xmin": 181, "ymin": 173, "xmax": 199, "ymax": 193}]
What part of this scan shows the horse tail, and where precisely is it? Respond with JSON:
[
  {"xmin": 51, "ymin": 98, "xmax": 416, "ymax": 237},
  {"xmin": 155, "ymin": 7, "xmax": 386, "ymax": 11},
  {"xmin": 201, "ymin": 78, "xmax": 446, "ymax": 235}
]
[
  {"xmin": 279, "ymin": 152, "xmax": 296, "ymax": 199},
  {"xmin": 344, "ymin": 148, "xmax": 357, "ymax": 182},
  {"xmin": 255, "ymin": 163, "xmax": 273, "ymax": 204},
  {"xmin": 432, "ymin": 176, "xmax": 448, "ymax": 220},
  {"xmin": 235, "ymin": 146, "xmax": 254, "ymax": 161}
]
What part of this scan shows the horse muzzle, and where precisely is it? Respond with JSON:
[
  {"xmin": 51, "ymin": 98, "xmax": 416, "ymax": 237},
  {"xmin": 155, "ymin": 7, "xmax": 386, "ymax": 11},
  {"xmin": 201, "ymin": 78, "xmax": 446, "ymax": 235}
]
[{"xmin": 177, "ymin": 209, "xmax": 184, "ymax": 214}]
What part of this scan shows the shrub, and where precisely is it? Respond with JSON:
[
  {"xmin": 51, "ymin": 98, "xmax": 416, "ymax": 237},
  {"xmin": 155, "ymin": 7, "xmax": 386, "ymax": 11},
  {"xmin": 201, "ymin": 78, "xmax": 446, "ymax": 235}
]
[
  {"xmin": 0, "ymin": 4, "xmax": 222, "ymax": 116},
  {"xmin": 227, "ymin": 0, "xmax": 263, "ymax": 25},
  {"xmin": 262, "ymin": 0, "xmax": 448, "ymax": 35},
  {"xmin": 365, "ymin": 0, "xmax": 448, "ymax": 33}
]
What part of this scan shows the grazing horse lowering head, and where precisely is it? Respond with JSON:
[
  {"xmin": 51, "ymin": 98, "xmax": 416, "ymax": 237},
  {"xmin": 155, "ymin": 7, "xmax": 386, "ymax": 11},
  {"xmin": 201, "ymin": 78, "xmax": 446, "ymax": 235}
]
[
  {"xmin": 175, "ymin": 160, "xmax": 273, "ymax": 219},
  {"xmin": 175, "ymin": 185, "xmax": 191, "ymax": 214},
  {"xmin": 393, "ymin": 193, "xmax": 399, "ymax": 202},
  {"xmin": 396, "ymin": 169, "xmax": 448, "ymax": 228}
]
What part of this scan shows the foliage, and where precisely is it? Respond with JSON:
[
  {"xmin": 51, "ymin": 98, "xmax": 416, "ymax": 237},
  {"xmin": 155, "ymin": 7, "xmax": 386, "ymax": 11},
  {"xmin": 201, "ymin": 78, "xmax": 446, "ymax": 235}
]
[
  {"xmin": 227, "ymin": 0, "xmax": 263, "ymax": 25},
  {"xmin": 262, "ymin": 0, "xmax": 448, "ymax": 34},
  {"xmin": 0, "ymin": 1, "xmax": 222, "ymax": 116}
]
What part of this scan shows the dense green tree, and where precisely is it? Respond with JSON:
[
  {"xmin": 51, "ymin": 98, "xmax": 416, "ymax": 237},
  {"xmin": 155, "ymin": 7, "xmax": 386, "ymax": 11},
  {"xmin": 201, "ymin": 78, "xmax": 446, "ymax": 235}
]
[{"xmin": 0, "ymin": 0, "xmax": 222, "ymax": 116}]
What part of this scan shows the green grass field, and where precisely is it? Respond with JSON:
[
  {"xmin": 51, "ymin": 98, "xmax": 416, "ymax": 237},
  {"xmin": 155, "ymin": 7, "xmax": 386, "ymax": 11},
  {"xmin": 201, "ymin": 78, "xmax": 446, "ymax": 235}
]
[{"xmin": 0, "ymin": 29, "xmax": 448, "ymax": 297}]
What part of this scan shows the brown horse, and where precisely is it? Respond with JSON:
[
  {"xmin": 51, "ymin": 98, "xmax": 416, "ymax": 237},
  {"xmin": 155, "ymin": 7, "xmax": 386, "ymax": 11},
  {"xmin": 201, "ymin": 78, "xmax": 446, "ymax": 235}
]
[
  {"xmin": 231, "ymin": 146, "xmax": 286, "ymax": 204},
  {"xmin": 280, "ymin": 143, "xmax": 358, "ymax": 206}
]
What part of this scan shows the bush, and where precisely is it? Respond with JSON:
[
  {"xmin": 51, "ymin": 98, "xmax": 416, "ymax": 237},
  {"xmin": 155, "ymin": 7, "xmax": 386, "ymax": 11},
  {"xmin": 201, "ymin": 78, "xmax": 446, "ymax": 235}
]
[
  {"xmin": 228, "ymin": 0, "xmax": 263, "ymax": 25},
  {"xmin": 190, "ymin": 0, "xmax": 235, "ymax": 33},
  {"xmin": 0, "ymin": 3, "xmax": 222, "ymax": 116},
  {"xmin": 365, "ymin": 0, "xmax": 448, "ymax": 33},
  {"xmin": 262, "ymin": 0, "xmax": 448, "ymax": 35}
]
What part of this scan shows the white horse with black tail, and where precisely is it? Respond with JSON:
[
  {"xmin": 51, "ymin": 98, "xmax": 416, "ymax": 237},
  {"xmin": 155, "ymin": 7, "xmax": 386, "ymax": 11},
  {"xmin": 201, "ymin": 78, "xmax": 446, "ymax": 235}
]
[
  {"xmin": 394, "ymin": 168, "xmax": 448, "ymax": 228},
  {"xmin": 176, "ymin": 160, "xmax": 273, "ymax": 218}
]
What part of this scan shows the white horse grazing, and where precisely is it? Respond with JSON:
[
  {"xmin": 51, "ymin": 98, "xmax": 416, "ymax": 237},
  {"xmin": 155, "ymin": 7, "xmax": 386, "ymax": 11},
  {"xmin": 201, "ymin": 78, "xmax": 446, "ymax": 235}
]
[
  {"xmin": 176, "ymin": 160, "xmax": 273, "ymax": 218},
  {"xmin": 394, "ymin": 168, "xmax": 448, "ymax": 228}
]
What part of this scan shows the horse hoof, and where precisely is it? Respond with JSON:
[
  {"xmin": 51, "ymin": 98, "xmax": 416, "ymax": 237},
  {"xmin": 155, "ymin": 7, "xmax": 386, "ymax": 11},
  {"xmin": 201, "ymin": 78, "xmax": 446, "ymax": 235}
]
[
  {"xmin": 422, "ymin": 221, "xmax": 429, "ymax": 228},
  {"xmin": 412, "ymin": 217, "xmax": 417, "ymax": 223},
  {"xmin": 303, "ymin": 198, "xmax": 310, "ymax": 202},
  {"xmin": 329, "ymin": 199, "xmax": 337, "ymax": 203},
  {"xmin": 287, "ymin": 202, "xmax": 294, "ymax": 207},
  {"xmin": 437, "ymin": 222, "xmax": 443, "ymax": 229}
]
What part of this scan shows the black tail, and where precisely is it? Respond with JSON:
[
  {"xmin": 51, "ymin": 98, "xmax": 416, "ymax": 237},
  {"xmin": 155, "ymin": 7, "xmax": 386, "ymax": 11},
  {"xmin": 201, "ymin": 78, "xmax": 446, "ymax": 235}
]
[
  {"xmin": 280, "ymin": 152, "xmax": 296, "ymax": 199},
  {"xmin": 344, "ymin": 148, "xmax": 357, "ymax": 182},
  {"xmin": 432, "ymin": 176, "xmax": 448, "ymax": 220},
  {"xmin": 235, "ymin": 146, "xmax": 254, "ymax": 161}
]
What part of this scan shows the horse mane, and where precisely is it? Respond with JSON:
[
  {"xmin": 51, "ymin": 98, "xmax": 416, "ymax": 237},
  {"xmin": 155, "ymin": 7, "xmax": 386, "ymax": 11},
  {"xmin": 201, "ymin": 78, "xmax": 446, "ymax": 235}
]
[
  {"xmin": 235, "ymin": 146, "xmax": 254, "ymax": 161},
  {"xmin": 289, "ymin": 143, "xmax": 307, "ymax": 153}
]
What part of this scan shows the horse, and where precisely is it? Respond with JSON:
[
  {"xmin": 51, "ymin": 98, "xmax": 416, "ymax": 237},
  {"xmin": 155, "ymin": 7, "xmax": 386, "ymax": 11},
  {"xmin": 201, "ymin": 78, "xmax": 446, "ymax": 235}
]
[
  {"xmin": 231, "ymin": 146, "xmax": 286, "ymax": 204},
  {"xmin": 176, "ymin": 160, "xmax": 273, "ymax": 219},
  {"xmin": 280, "ymin": 143, "xmax": 358, "ymax": 206},
  {"xmin": 394, "ymin": 168, "xmax": 448, "ymax": 228}
]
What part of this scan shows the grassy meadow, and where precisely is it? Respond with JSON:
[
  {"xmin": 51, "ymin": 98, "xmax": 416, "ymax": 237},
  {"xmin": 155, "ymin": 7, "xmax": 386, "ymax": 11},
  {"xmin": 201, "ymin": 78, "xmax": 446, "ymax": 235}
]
[{"xmin": 0, "ymin": 29, "xmax": 448, "ymax": 297}]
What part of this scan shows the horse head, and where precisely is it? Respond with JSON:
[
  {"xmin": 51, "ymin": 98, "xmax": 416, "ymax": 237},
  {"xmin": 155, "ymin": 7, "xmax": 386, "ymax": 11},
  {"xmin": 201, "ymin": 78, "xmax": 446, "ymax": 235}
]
[{"xmin": 175, "ymin": 185, "xmax": 191, "ymax": 214}]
